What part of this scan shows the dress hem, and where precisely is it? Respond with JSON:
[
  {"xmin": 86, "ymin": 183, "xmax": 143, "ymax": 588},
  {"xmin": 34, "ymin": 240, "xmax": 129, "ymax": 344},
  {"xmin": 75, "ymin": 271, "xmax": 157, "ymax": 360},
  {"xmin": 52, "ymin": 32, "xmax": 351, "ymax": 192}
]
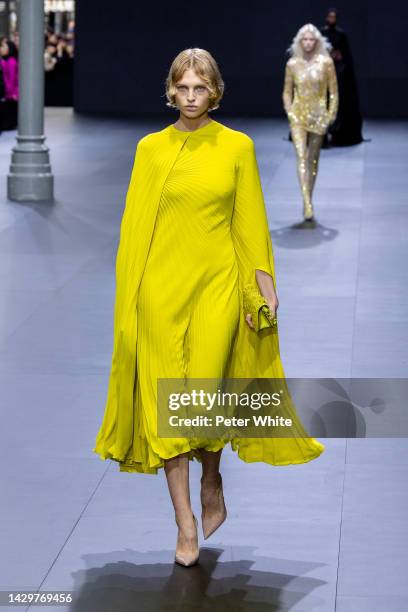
[{"xmin": 92, "ymin": 438, "xmax": 325, "ymax": 475}]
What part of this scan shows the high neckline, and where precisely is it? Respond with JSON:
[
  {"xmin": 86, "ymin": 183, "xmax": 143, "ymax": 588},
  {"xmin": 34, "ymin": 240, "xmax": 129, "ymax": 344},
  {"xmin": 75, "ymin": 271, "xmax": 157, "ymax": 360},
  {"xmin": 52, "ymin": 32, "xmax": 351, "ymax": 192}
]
[
  {"xmin": 302, "ymin": 53, "xmax": 321, "ymax": 65},
  {"xmin": 170, "ymin": 119, "xmax": 219, "ymax": 134}
]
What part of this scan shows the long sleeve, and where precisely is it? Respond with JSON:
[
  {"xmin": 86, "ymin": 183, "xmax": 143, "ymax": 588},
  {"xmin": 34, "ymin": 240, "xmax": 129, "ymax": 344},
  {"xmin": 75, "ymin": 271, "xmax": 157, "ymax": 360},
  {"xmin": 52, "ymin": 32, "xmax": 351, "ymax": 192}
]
[
  {"xmin": 231, "ymin": 135, "xmax": 276, "ymax": 291},
  {"xmin": 282, "ymin": 61, "xmax": 294, "ymax": 115},
  {"xmin": 12, "ymin": 59, "xmax": 18, "ymax": 99},
  {"xmin": 2, "ymin": 58, "xmax": 19, "ymax": 100},
  {"xmin": 327, "ymin": 57, "xmax": 338, "ymax": 124}
]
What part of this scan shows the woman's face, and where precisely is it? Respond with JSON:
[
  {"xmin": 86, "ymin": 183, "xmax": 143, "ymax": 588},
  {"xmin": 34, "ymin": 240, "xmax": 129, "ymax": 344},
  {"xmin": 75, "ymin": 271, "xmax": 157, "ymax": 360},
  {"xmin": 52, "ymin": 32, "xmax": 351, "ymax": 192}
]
[
  {"xmin": 0, "ymin": 40, "xmax": 9, "ymax": 56},
  {"xmin": 300, "ymin": 33, "xmax": 317, "ymax": 54},
  {"xmin": 174, "ymin": 68, "xmax": 211, "ymax": 118},
  {"xmin": 326, "ymin": 11, "xmax": 337, "ymax": 26}
]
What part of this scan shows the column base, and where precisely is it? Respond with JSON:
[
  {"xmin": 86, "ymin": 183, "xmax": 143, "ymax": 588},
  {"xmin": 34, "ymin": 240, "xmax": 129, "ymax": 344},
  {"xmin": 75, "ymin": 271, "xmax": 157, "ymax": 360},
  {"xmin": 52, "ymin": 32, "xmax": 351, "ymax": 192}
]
[
  {"xmin": 7, "ymin": 134, "xmax": 54, "ymax": 202},
  {"xmin": 7, "ymin": 173, "xmax": 54, "ymax": 202}
]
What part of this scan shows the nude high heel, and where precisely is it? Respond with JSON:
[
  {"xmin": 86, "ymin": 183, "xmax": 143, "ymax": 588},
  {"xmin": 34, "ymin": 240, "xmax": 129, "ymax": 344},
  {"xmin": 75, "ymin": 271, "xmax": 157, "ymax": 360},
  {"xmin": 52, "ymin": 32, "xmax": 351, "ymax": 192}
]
[
  {"xmin": 174, "ymin": 513, "xmax": 199, "ymax": 567},
  {"xmin": 200, "ymin": 472, "xmax": 227, "ymax": 540}
]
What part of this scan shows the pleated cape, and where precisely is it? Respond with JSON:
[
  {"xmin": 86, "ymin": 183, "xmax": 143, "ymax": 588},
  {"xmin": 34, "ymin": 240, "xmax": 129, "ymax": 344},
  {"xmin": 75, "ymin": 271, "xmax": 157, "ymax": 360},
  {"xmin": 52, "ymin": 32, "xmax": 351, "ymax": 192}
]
[{"xmin": 93, "ymin": 120, "xmax": 324, "ymax": 470}]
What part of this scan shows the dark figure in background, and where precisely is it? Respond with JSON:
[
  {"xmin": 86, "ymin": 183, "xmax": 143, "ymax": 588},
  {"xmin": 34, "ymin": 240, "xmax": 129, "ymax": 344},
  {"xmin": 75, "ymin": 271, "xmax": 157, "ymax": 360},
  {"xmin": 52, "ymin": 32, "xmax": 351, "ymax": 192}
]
[
  {"xmin": 44, "ymin": 31, "xmax": 74, "ymax": 107},
  {"xmin": 321, "ymin": 8, "xmax": 363, "ymax": 146}
]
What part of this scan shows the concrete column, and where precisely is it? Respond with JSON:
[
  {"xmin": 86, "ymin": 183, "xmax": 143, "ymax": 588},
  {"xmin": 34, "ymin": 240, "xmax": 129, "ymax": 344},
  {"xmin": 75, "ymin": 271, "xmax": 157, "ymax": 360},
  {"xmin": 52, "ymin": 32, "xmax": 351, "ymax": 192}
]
[{"xmin": 8, "ymin": 0, "xmax": 54, "ymax": 201}]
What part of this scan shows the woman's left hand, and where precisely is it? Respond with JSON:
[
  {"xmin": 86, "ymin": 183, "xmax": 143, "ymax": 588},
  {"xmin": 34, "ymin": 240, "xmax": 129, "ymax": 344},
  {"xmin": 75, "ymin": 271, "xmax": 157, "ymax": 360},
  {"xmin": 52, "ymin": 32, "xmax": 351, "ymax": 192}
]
[
  {"xmin": 265, "ymin": 294, "xmax": 279, "ymax": 319},
  {"xmin": 245, "ymin": 294, "xmax": 279, "ymax": 330},
  {"xmin": 255, "ymin": 270, "xmax": 279, "ymax": 314},
  {"xmin": 245, "ymin": 270, "xmax": 279, "ymax": 330}
]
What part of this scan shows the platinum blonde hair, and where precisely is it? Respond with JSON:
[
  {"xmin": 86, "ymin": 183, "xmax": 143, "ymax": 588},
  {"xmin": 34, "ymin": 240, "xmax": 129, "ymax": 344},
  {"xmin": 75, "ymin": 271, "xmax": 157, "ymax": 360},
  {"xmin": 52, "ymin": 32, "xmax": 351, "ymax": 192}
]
[
  {"xmin": 287, "ymin": 23, "xmax": 331, "ymax": 58},
  {"xmin": 165, "ymin": 48, "xmax": 224, "ymax": 111}
]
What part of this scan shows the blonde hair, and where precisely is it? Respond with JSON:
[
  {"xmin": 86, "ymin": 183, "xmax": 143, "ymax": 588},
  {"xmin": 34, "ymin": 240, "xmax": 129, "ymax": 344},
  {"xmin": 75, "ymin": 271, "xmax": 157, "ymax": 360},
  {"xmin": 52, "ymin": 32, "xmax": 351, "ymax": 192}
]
[
  {"xmin": 165, "ymin": 48, "xmax": 225, "ymax": 111},
  {"xmin": 288, "ymin": 23, "xmax": 331, "ymax": 58}
]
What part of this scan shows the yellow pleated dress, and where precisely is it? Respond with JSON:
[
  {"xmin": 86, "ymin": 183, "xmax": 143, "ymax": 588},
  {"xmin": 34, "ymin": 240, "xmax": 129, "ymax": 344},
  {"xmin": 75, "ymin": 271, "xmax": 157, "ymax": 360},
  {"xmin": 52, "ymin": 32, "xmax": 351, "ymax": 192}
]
[{"xmin": 93, "ymin": 119, "xmax": 325, "ymax": 473}]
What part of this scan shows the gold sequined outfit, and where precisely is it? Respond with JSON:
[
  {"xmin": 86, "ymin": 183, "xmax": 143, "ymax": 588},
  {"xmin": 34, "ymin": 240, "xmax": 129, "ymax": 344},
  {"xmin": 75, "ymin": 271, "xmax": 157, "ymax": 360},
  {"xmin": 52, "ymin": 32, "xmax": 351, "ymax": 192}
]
[{"xmin": 282, "ymin": 54, "xmax": 338, "ymax": 219}]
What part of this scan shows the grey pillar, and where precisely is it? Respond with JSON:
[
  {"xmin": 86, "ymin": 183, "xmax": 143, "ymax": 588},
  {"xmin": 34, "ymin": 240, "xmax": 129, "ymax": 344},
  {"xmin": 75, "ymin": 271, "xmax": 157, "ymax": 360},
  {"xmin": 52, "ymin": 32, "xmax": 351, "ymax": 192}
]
[{"xmin": 8, "ymin": 0, "xmax": 54, "ymax": 202}]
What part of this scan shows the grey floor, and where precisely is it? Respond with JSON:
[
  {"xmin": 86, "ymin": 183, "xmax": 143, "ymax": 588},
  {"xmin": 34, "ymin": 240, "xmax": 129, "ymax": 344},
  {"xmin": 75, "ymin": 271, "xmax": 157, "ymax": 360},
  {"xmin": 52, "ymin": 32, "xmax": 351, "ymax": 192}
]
[{"xmin": 1, "ymin": 109, "xmax": 407, "ymax": 611}]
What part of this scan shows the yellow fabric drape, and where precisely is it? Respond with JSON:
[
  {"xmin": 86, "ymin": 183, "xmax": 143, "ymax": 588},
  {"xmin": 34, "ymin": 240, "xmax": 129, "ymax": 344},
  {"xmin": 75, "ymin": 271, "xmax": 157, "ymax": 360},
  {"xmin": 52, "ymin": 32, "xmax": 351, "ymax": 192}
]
[{"xmin": 93, "ymin": 120, "xmax": 324, "ymax": 473}]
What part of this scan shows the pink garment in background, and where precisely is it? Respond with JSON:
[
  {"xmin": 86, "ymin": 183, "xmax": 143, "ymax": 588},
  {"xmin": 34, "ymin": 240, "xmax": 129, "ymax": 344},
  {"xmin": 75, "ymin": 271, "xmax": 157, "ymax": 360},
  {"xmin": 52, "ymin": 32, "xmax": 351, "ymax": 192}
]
[{"xmin": 1, "ymin": 57, "xmax": 19, "ymax": 100}]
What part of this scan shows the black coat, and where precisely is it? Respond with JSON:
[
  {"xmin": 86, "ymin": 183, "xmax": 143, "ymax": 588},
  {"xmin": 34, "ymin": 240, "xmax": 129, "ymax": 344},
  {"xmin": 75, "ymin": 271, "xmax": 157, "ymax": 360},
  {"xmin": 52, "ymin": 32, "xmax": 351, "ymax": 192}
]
[{"xmin": 321, "ymin": 25, "xmax": 363, "ymax": 145}]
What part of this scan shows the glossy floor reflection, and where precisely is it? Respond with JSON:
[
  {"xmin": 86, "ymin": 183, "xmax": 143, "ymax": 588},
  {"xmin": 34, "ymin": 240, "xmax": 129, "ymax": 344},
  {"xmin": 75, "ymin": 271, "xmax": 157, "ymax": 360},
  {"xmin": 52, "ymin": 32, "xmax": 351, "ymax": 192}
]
[{"xmin": 0, "ymin": 111, "xmax": 407, "ymax": 611}]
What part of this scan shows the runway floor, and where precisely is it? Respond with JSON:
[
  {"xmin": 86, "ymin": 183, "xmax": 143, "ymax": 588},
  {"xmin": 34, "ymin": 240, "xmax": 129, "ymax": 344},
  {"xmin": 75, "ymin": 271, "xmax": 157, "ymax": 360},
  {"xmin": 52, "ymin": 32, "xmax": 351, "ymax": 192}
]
[{"xmin": 0, "ymin": 110, "xmax": 407, "ymax": 611}]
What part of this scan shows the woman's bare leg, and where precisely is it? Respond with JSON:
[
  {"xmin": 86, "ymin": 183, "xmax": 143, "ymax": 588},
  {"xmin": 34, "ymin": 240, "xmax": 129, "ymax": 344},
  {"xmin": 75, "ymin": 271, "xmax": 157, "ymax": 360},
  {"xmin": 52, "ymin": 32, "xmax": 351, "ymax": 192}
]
[
  {"xmin": 199, "ymin": 448, "xmax": 222, "ymax": 481},
  {"xmin": 164, "ymin": 452, "xmax": 198, "ymax": 563},
  {"xmin": 198, "ymin": 448, "xmax": 227, "ymax": 538}
]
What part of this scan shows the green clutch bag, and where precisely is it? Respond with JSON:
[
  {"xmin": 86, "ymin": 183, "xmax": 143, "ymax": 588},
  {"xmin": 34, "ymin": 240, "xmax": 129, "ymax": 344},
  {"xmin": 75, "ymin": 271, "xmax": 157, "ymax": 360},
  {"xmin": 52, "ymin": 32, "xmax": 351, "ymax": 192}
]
[{"xmin": 243, "ymin": 283, "xmax": 278, "ymax": 332}]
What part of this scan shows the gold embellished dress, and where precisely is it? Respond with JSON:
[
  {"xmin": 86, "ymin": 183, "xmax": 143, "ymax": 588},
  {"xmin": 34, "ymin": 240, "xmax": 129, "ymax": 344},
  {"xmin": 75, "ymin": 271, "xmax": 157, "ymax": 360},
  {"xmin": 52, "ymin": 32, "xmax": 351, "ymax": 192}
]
[
  {"xmin": 282, "ymin": 54, "xmax": 339, "ymax": 218},
  {"xmin": 283, "ymin": 54, "xmax": 338, "ymax": 135}
]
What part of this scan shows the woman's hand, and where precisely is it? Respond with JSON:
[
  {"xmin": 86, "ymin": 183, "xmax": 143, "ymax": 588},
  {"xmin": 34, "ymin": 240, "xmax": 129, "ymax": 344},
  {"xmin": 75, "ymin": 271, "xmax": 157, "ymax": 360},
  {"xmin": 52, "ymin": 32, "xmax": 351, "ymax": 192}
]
[
  {"xmin": 245, "ymin": 270, "xmax": 279, "ymax": 330},
  {"xmin": 245, "ymin": 295, "xmax": 279, "ymax": 329}
]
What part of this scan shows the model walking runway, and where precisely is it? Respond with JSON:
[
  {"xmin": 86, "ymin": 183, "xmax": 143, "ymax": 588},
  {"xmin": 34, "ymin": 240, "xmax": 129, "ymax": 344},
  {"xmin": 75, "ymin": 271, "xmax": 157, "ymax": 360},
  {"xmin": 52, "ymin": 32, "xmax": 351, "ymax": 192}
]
[{"xmin": 93, "ymin": 121, "xmax": 324, "ymax": 475}]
